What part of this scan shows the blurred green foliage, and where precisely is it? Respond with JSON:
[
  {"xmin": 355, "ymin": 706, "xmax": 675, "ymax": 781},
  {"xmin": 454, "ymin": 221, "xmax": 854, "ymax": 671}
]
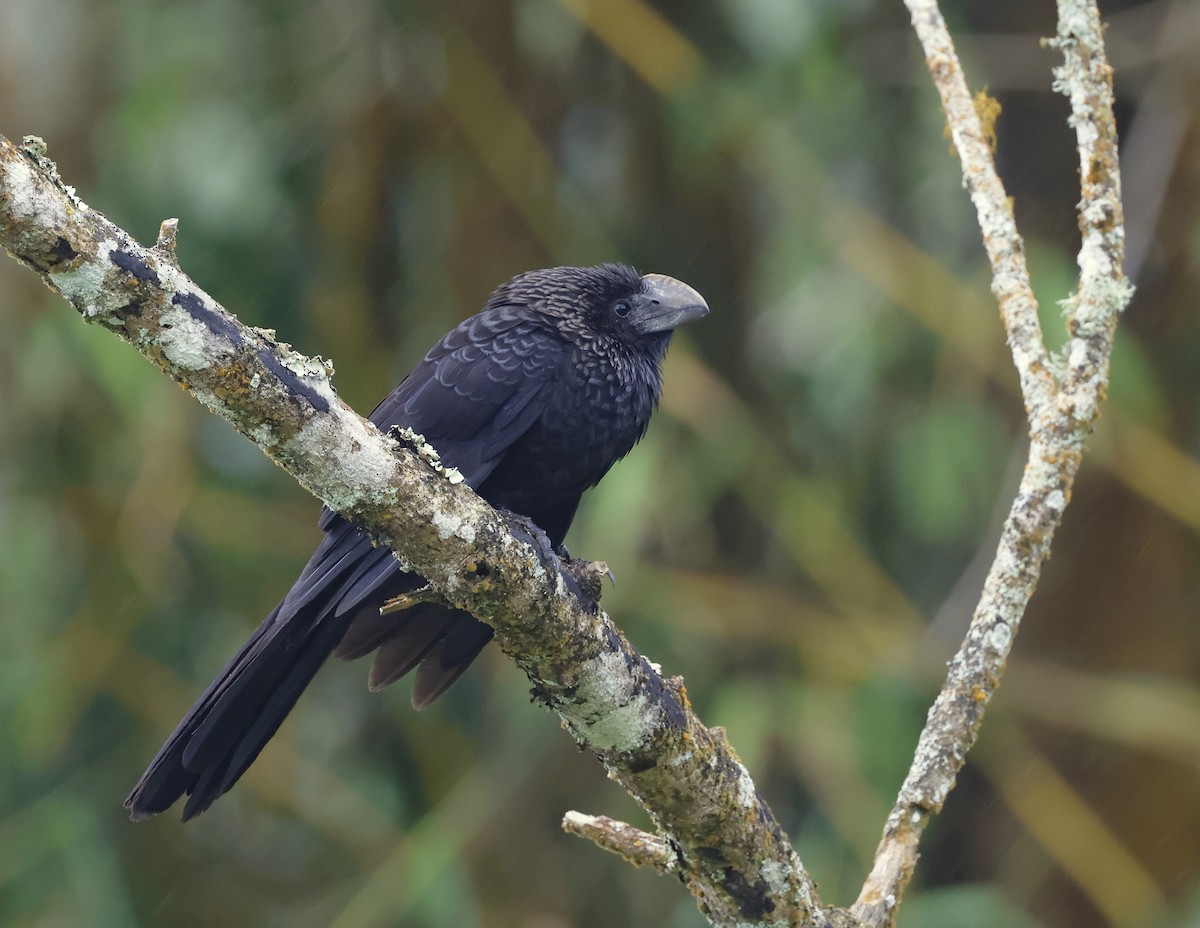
[{"xmin": 1, "ymin": 1, "xmax": 1199, "ymax": 926}]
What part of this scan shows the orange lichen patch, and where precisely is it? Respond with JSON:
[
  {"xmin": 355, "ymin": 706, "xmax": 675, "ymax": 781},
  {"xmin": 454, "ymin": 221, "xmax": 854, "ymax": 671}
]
[
  {"xmin": 973, "ymin": 89, "xmax": 1002, "ymax": 153},
  {"xmin": 941, "ymin": 88, "xmax": 1001, "ymax": 155}
]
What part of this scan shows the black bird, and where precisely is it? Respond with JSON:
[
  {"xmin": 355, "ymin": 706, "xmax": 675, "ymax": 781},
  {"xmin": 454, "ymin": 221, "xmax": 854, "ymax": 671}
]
[{"xmin": 125, "ymin": 264, "xmax": 708, "ymax": 821}]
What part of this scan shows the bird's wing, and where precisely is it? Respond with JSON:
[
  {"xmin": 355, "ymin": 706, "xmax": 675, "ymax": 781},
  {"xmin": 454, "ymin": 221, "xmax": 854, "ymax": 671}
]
[
  {"xmin": 317, "ymin": 305, "xmax": 566, "ymax": 534},
  {"xmin": 373, "ymin": 304, "xmax": 567, "ymax": 481}
]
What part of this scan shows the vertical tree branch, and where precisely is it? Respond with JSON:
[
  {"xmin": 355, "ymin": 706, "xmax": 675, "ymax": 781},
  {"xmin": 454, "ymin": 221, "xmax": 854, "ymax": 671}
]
[
  {"xmin": 900, "ymin": 0, "xmax": 1057, "ymax": 426},
  {"xmin": 851, "ymin": 4, "xmax": 1132, "ymax": 926},
  {"xmin": 1052, "ymin": 0, "xmax": 1131, "ymax": 422}
]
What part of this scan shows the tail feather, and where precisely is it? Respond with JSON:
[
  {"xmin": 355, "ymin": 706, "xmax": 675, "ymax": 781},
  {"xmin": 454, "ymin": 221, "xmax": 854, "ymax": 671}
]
[
  {"xmin": 126, "ymin": 520, "xmax": 498, "ymax": 821},
  {"xmin": 125, "ymin": 597, "xmax": 355, "ymax": 820},
  {"xmin": 179, "ymin": 599, "xmax": 333, "ymax": 772},
  {"xmin": 367, "ymin": 604, "xmax": 456, "ymax": 691},
  {"xmin": 124, "ymin": 604, "xmax": 284, "ymax": 819},
  {"xmin": 411, "ymin": 616, "xmax": 494, "ymax": 709},
  {"xmin": 182, "ymin": 606, "xmax": 355, "ymax": 821},
  {"xmin": 333, "ymin": 547, "xmax": 408, "ymax": 618},
  {"xmin": 280, "ymin": 529, "xmax": 366, "ymax": 613}
]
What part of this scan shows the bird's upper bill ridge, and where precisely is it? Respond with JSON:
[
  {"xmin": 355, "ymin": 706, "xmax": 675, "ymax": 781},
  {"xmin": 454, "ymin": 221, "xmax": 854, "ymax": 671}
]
[{"xmin": 637, "ymin": 273, "xmax": 710, "ymax": 333}]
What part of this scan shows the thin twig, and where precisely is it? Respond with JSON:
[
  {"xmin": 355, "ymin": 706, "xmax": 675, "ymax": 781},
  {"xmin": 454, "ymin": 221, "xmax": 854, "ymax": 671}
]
[
  {"xmin": 380, "ymin": 586, "xmax": 438, "ymax": 615},
  {"xmin": 901, "ymin": 0, "xmax": 1057, "ymax": 426},
  {"xmin": 1051, "ymin": 0, "xmax": 1132, "ymax": 421},
  {"xmin": 562, "ymin": 812, "xmax": 679, "ymax": 874},
  {"xmin": 852, "ymin": 4, "xmax": 1132, "ymax": 926}
]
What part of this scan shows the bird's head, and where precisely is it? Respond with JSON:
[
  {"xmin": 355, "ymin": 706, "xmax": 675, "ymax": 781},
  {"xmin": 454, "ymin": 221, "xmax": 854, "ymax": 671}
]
[{"xmin": 488, "ymin": 264, "xmax": 709, "ymax": 343}]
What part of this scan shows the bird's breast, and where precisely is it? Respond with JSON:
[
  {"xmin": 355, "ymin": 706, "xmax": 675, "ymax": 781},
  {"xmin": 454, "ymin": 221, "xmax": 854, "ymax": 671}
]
[{"xmin": 491, "ymin": 349, "xmax": 658, "ymax": 485}]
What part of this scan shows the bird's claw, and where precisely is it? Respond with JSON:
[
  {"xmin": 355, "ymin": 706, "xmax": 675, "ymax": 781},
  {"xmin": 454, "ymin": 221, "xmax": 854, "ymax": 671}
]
[
  {"xmin": 502, "ymin": 510, "xmax": 560, "ymax": 569},
  {"xmin": 552, "ymin": 544, "xmax": 614, "ymax": 587},
  {"xmin": 561, "ymin": 558, "xmax": 613, "ymax": 611},
  {"xmin": 500, "ymin": 510, "xmax": 611, "ymax": 611}
]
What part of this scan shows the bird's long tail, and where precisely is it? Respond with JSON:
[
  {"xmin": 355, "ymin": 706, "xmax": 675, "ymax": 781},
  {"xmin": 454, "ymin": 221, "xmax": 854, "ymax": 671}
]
[
  {"xmin": 125, "ymin": 519, "xmax": 494, "ymax": 821},
  {"xmin": 123, "ymin": 594, "xmax": 357, "ymax": 821}
]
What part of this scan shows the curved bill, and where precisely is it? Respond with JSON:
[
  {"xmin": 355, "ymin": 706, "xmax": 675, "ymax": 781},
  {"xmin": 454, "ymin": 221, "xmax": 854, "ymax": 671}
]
[{"xmin": 635, "ymin": 273, "xmax": 710, "ymax": 333}]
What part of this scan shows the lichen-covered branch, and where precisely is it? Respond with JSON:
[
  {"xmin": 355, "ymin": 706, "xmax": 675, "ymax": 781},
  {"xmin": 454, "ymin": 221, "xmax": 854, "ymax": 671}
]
[
  {"xmin": 1051, "ymin": 0, "xmax": 1132, "ymax": 421},
  {"xmin": 0, "ymin": 133, "xmax": 827, "ymax": 928},
  {"xmin": 901, "ymin": 0, "xmax": 1056, "ymax": 426},
  {"xmin": 851, "ymin": 5, "xmax": 1132, "ymax": 927}
]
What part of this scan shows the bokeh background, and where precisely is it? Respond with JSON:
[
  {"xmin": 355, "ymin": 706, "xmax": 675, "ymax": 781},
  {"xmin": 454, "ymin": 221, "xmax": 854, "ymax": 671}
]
[{"xmin": 0, "ymin": 1, "xmax": 1197, "ymax": 926}]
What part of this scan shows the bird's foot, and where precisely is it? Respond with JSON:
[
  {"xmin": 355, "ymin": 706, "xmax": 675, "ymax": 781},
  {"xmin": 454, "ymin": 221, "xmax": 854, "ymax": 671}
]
[
  {"xmin": 562, "ymin": 558, "xmax": 612, "ymax": 610},
  {"xmin": 502, "ymin": 511, "xmax": 560, "ymax": 569},
  {"xmin": 552, "ymin": 543, "xmax": 616, "ymax": 587},
  {"xmin": 500, "ymin": 511, "xmax": 610, "ymax": 611}
]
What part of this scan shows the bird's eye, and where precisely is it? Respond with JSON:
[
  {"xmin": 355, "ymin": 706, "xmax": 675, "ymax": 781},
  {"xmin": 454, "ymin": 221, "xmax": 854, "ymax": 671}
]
[{"xmin": 612, "ymin": 299, "xmax": 632, "ymax": 318}]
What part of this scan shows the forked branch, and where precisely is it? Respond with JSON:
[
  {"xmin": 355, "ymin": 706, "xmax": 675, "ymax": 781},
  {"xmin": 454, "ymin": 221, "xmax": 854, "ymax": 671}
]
[{"xmin": 852, "ymin": 3, "xmax": 1131, "ymax": 925}]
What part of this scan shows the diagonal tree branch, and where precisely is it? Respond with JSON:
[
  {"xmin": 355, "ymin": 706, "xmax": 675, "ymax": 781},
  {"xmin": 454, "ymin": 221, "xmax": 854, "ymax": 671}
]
[
  {"xmin": 0, "ymin": 133, "xmax": 829, "ymax": 928},
  {"xmin": 852, "ymin": 3, "xmax": 1132, "ymax": 926}
]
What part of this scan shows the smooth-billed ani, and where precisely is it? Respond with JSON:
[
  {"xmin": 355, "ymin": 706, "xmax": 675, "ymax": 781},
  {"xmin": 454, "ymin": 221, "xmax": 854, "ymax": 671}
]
[{"xmin": 125, "ymin": 263, "xmax": 708, "ymax": 821}]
